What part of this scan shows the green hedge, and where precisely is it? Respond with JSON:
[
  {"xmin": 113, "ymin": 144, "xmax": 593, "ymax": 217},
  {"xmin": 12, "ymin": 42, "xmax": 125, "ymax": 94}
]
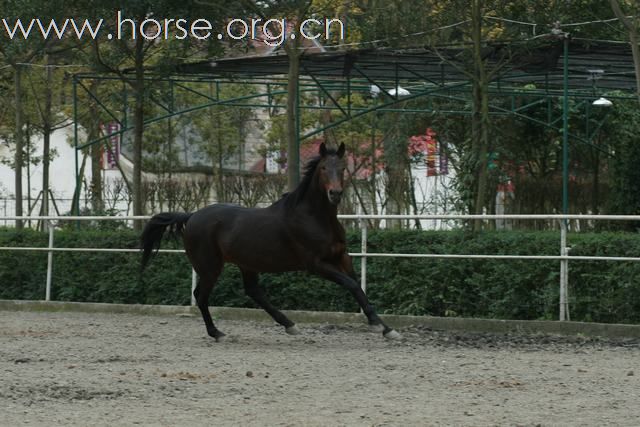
[{"xmin": 1, "ymin": 227, "xmax": 640, "ymax": 324}]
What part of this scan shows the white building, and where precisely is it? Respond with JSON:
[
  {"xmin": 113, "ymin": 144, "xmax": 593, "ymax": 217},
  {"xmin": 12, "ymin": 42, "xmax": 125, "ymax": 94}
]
[{"xmin": 0, "ymin": 126, "xmax": 102, "ymax": 223}]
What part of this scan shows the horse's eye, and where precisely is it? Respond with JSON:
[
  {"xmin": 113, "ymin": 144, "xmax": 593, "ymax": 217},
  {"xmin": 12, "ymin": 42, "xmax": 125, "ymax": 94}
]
[{"xmin": 321, "ymin": 166, "xmax": 326, "ymax": 170}]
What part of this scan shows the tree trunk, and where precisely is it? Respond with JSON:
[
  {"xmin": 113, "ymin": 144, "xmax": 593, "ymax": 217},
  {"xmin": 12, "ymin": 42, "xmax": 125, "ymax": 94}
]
[
  {"xmin": 132, "ymin": 34, "xmax": 145, "ymax": 230},
  {"xmin": 14, "ymin": 65, "xmax": 24, "ymax": 229},
  {"xmin": 215, "ymin": 106, "xmax": 225, "ymax": 203},
  {"xmin": 89, "ymin": 80, "xmax": 103, "ymax": 214},
  {"xmin": 319, "ymin": 0, "xmax": 348, "ymax": 150},
  {"xmin": 42, "ymin": 57, "xmax": 53, "ymax": 228},
  {"xmin": 25, "ymin": 123, "xmax": 32, "ymax": 221},
  {"xmin": 384, "ymin": 117, "xmax": 409, "ymax": 229},
  {"xmin": 472, "ymin": 79, "xmax": 490, "ymax": 230},
  {"xmin": 629, "ymin": 31, "xmax": 640, "ymax": 104},
  {"xmin": 90, "ymin": 141, "xmax": 103, "ymax": 213},
  {"xmin": 320, "ymin": 102, "xmax": 338, "ymax": 148},
  {"xmin": 471, "ymin": 0, "xmax": 491, "ymax": 231},
  {"xmin": 610, "ymin": 0, "xmax": 640, "ymax": 104},
  {"xmin": 285, "ymin": 36, "xmax": 301, "ymax": 192}
]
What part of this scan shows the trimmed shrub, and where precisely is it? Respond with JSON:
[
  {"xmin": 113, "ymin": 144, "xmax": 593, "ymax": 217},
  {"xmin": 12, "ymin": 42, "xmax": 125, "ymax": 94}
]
[{"xmin": 1, "ymin": 227, "xmax": 639, "ymax": 323}]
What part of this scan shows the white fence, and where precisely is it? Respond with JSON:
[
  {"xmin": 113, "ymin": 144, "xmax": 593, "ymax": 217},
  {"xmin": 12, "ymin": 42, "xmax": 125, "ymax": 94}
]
[{"xmin": 2, "ymin": 214, "xmax": 640, "ymax": 321}]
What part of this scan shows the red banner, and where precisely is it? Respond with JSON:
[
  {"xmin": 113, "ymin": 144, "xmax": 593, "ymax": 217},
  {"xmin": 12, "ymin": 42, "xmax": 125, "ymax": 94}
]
[
  {"xmin": 99, "ymin": 122, "xmax": 120, "ymax": 170},
  {"xmin": 408, "ymin": 128, "xmax": 447, "ymax": 177}
]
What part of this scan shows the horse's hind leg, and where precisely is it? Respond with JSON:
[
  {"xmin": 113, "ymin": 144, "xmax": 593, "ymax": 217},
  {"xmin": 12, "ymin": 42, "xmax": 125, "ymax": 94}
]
[
  {"xmin": 193, "ymin": 266, "xmax": 226, "ymax": 342},
  {"xmin": 240, "ymin": 269, "xmax": 299, "ymax": 335}
]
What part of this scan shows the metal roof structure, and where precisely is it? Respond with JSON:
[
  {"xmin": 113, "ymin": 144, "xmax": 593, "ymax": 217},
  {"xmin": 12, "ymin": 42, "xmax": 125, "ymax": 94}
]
[
  {"xmin": 71, "ymin": 36, "xmax": 638, "ymax": 215},
  {"xmin": 173, "ymin": 38, "xmax": 637, "ymax": 93}
]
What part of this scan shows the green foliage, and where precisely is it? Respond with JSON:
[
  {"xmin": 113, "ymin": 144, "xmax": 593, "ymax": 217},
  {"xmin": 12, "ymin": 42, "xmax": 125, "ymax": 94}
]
[
  {"xmin": 2, "ymin": 227, "xmax": 640, "ymax": 324},
  {"xmin": 604, "ymin": 99, "xmax": 640, "ymax": 226},
  {"xmin": 363, "ymin": 230, "xmax": 557, "ymax": 318}
]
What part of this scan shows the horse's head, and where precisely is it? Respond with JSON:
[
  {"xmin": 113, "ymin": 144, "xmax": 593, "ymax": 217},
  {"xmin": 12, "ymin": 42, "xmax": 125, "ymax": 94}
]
[{"xmin": 317, "ymin": 142, "xmax": 346, "ymax": 205}]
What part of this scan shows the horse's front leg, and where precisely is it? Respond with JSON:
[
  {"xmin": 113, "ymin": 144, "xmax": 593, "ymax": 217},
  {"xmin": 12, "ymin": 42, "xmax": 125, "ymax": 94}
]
[
  {"xmin": 311, "ymin": 260, "xmax": 401, "ymax": 340},
  {"xmin": 337, "ymin": 253, "xmax": 383, "ymax": 333}
]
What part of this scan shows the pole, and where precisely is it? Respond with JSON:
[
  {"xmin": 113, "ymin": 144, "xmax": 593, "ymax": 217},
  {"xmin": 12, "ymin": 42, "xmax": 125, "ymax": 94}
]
[
  {"xmin": 360, "ymin": 217, "xmax": 367, "ymax": 315},
  {"xmin": 559, "ymin": 220, "xmax": 568, "ymax": 321},
  {"xmin": 562, "ymin": 34, "xmax": 569, "ymax": 218},
  {"xmin": 360, "ymin": 218, "xmax": 367, "ymax": 293},
  {"xmin": 26, "ymin": 125, "xmax": 31, "ymax": 229},
  {"xmin": 564, "ymin": 246, "xmax": 570, "ymax": 321},
  {"xmin": 45, "ymin": 220, "xmax": 54, "ymax": 301},
  {"xmin": 168, "ymin": 80, "xmax": 174, "ymax": 181},
  {"xmin": 560, "ymin": 34, "xmax": 571, "ymax": 320},
  {"xmin": 191, "ymin": 269, "xmax": 197, "ymax": 306},
  {"xmin": 73, "ymin": 77, "xmax": 80, "ymax": 218}
]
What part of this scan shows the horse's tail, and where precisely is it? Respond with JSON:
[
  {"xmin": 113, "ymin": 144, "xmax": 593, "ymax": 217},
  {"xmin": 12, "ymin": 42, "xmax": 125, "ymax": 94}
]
[{"xmin": 140, "ymin": 212, "xmax": 192, "ymax": 271}]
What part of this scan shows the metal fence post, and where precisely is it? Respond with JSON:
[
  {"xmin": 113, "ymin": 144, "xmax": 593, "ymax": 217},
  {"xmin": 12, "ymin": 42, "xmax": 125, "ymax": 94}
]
[
  {"xmin": 191, "ymin": 268, "xmax": 197, "ymax": 306},
  {"xmin": 45, "ymin": 220, "xmax": 54, "ymax": 301},
  {"xmin": 360, "ymin": 218, "xmax": 367, "ymax": 294},
  {"xmin": 564, "ymin": 245, "xmax": 570, "ymax": 321},
  {"xmin": 559, "ymin": 219, "xmax": 569, "ymax": 321}
]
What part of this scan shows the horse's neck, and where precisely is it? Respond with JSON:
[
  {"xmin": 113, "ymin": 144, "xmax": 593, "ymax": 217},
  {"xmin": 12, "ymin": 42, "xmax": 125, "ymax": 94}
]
[
  {"xmin": 296, "ymin": 186, "xmax": 344, "ymax": 237},
  {"xmin": 300, "ymin": 180, "xmax": 337, "ymax": 217},
  {"xmin": 282, "ymin": 172, "xmax": 341, "ymax": 228}
]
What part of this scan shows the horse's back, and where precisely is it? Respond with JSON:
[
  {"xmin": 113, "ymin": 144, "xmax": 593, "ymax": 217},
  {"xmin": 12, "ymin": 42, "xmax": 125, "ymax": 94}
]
[
  {"xmin": 183, "ymin": 202, "xmax": 301, "ymax": 271},
  {"xmin": 184, "ymin": 203, "xmax": 269, "ymax": 240}
]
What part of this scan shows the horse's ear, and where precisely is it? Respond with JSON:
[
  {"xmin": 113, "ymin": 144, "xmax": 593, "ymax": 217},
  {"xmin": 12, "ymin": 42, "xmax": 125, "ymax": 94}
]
[
  {"xmin": 319, "ymin": 142, "xmax": 328, "ymax": 157},
  {"xmin": 337, "ymin": 142, "xmax": 346, "ymax": 158}
]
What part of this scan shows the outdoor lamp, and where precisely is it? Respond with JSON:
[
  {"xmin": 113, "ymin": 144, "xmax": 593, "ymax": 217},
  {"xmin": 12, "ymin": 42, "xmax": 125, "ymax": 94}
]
[
  {"xmin": 587, "ymin": 69, "xmax": 613, "ymax": 107},
  {"xmin": 370, "ymin": 85, "xmax": 411, "ymax": 98},
  {"xmin": 388, "ymin": 86, "xmax": 411, "ymax": 97},
  {"xmin": 592, "ymin": 97, "xmax": 613, "ymax": 107}
]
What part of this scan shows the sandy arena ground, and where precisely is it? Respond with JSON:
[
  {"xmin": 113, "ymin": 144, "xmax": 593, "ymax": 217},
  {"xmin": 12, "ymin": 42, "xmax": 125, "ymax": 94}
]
[{"xmin": 1, "ymin": 310, "xmax": 639, "ymax": 426}]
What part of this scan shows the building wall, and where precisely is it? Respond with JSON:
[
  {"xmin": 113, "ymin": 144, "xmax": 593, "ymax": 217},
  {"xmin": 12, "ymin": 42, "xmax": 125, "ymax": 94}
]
[{"xmin": 0, "ymin": 126, "xmax": 100, "ymax": 220}]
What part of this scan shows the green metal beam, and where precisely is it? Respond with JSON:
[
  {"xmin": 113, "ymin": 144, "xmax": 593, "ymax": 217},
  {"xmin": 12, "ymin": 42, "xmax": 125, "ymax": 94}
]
[
  {"xmin": 71, "ymin": 67, "xmax": 629, "ymax": 172},
  {"xmin": 76, "ymin": 79, "xmax": 123, "ymax": 127},
  {"xmin": 562, "ymin": 36, "xmax": 570, "ymax": 216},
  {"xmin": 77, "ymin": 89, "xmax": 289, "ymax": 150},
  {"xmin": 302, "ymin": 81, "xmax": 473, "ymax": 140},
  {"xmin": 304, "ymin": 67, "xmax": 349, "ymax": 117}
]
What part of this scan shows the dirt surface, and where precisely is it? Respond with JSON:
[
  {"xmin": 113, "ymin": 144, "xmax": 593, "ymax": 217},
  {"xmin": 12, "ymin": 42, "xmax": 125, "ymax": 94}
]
[{"xmin": 1, "ymin": 310, "xmax": 639, "ymax": 426}]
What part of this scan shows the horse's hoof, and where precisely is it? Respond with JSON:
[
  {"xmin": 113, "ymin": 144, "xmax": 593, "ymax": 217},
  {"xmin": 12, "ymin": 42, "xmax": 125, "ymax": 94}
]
[
  {"xmin": 285, "ymin": 325, "xmax": 301, "ymax": 335},
  {"xmin": 209, "ymin": 330, "xmax": 226, "ymax": 342},
  {"xmin": 383, "ymin": 329, "xmax": 402, "ymax": 340},
  {"xmin": 369, "ymin": 323, "xmax": 384, "ymax": 333}
]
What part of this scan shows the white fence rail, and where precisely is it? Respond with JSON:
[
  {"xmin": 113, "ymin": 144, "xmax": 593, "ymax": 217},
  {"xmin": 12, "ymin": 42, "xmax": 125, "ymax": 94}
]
[{"xmin": 2, "ymin": 214, "xmax": 640, "ymax": 320}]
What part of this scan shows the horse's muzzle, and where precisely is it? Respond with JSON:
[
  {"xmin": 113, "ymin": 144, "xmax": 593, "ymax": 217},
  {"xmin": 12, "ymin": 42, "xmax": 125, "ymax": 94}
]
[{"xmin": 328, "ymin": 189, "xmax": 343, "ymax": 205}]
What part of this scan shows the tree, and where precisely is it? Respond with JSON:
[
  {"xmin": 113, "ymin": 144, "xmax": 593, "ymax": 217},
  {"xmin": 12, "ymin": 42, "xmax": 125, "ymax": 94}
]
[
  {"xmin": 610, "ymin": 0, "xmax": 640, "ymax": 104},
  {"xmin": 190, "ymin": 83, "xmax": 257, "ymax": 202},
  {"xmin": 84, "ymin": 0, "xmax": 228, "ymax": 228},
  {"xmin": 240, "ymin": 0, "xmax": 315, "ymax": 191},
  {"xmin": 26, "ymin": 53, "xmax": 73, "ymax": 224},
  {"xmin": 603, "ymin": 98, "xmax": 640, "ymax": 228},
  {"xmin": 0, "ymin": 0, "xmax": 55, "ymax": 228}
]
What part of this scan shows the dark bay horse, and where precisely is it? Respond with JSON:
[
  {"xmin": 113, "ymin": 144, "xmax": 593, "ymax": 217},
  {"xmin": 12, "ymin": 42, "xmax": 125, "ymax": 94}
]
[{"xmin": 141, "ymin": 142, "xmax": 400, "ymax": 341}]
